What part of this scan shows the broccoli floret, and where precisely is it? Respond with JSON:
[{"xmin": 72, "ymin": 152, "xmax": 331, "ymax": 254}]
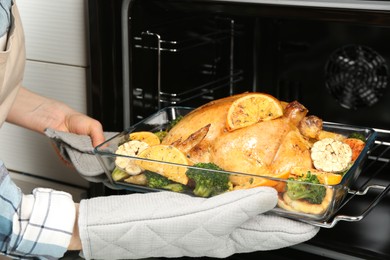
[
  {"xmin": 144, "ymin": 171, "xmax": 186, "ymax": 192},
  {"xmin": 154, "ymin": 130, "xmax": 168, "ymax": 142},
  {"xmin": 348, "ymin": 132, "xmax": 366, "ymax": 142},
  {"xmin": 167, "ymin": 116, "xmax": 184, "ymax": 131},
  {"xmin": 112, "ymin": 167, "xmax": 130, "ymax": 181},
  {"xmin": 185, "ymin": 162, "xmax": 232, "ymax": 198},
  {"xmin": 163, "ymin": 183, "xmax": 186, "ymax": 192},
  {"xmin": 286, "ymin": 172, "xmax": 326, "ymax": 204},
  {"xmin": 144, "ymin": 170, "xmax": 171, "ymax": 188}
]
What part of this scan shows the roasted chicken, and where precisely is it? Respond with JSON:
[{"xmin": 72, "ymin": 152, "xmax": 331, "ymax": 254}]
[
  {"xmin": 161, "ymin": 93, "xmax": 327, "ymax": 188},
  {"xmin": 111, "ymin": 92, "xmax": 365, "ymax": 215}
]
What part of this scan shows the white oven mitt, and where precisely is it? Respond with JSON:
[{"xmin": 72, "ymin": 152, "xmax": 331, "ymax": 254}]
[
  {"xmin": 45, "ymin": 128, "xmax": 320, "ymax": 259},
  {"xmin": 44, "ymin": 128, "xmax": 118, "ymax": 183},
  {"xmin": 79, "ymin": 187, "xmax": 320, "ymax": 260}
]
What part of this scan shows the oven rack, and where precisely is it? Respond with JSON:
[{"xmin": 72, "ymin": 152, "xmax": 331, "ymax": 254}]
[
  {"xmin": 131, "ymin": 67, "xmax": 244, "ymax": 117},
  {"xmin": 131, "ymin": 70, "xmax": 243, "ymax": 121},
  {"xmin": 133, "ymin": 31, "xmax": 239, "ymax": 109},
  {"xmin": 132, "ymin": 17, "xmax": 239, "ymax": 110},
  {"xmin": 304, "ymin": 128, "xmax": 390, "ymax": 228},
  {"xmin": 133, "ymin": 29, "xmax": 232, "ymax": 53},
  {"xmin": 158, "ymin": 71, "xmax": 244, "ymax": 105}
]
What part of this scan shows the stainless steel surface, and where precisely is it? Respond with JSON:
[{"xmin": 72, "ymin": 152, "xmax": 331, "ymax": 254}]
[{"xmin": 207, "ymin": 0, "xmax": 390, "ymax": 11}]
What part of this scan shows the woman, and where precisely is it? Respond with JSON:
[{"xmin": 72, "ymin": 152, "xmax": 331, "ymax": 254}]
[
  {"xmin": 0, "ymin": 0, "xmax": 102, "ymax": 257},
  {"xmin": 0, "ymin": 1, "xmax": 319, "ymax": 259}
]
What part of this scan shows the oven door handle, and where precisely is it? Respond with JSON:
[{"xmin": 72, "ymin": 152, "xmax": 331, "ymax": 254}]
[{"xmin": 304, "ymin": 184, "xmax": 390, "ymax": 228}]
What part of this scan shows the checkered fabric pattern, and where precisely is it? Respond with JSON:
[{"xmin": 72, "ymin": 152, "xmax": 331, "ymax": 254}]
[
  {"xmin": 0, "ymin": 0, "xmax": 12, "ymax": 37},
  {"xmin": 0, "ymin": 161, "xmax": 76, "ymax": 259}
]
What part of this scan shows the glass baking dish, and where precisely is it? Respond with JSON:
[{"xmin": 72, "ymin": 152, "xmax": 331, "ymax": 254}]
[{"xmin": 94, "ymin": 106, "xmax": 377, "ymax": 223}]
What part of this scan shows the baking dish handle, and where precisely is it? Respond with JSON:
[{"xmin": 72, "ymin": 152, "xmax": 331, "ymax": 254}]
[{"xmin": 305, "ymin": 184, "xmax": 390, "ymax": 228}]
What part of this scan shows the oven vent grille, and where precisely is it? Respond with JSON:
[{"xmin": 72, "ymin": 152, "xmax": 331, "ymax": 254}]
[{"xmin": 325, "ymin": 45, "xmax": 389, "ymax": 110}]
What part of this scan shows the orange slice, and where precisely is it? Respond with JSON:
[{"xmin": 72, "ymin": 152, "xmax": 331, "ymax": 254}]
[
  {"xmin": 290, "ymin": 167, "xmax": 342, "ymax": 185},
  {"xmin": 129, "ymin": 131, "xmax": 161, "ymax": 146},
  {"xmin": 317, "ymin": 172, "xmax": 343, "ymax": 185},
  {"xmin": 136, "ymin": 145, "xmax": 189, "ymax": 185},
  {"xmin": 231, "ymin": 170, "xmax": 291, "ymax": 190},
  {"xmin": 226, "ymin": 93, "xmax": 284, "ymax": 131}
]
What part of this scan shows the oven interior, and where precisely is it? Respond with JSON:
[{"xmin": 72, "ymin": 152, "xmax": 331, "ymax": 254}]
[
  {"xmin": 89, "ymin": 0, "xmax": 390, "ymax": 259},
  {"xmin": 127, "ymin": 0, "xmax": 390, "ymax": 130},
  {"xmin": 125, "ymin": 1, "xmax": 390, "ymax": 258}
]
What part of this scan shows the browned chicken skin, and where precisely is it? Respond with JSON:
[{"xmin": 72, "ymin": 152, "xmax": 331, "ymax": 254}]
[
  {"xmin": 162, "ymin": 93, "xmax": 319, "ymax": 188},
  {"xmin": 298, "ymin": 115, "xmax": 323, "ymax": 139}
]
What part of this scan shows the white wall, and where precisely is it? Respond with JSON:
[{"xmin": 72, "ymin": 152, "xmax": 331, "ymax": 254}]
[{"xmin": 0, "ymin": 0, "xmax": 90, "ymax": 192}]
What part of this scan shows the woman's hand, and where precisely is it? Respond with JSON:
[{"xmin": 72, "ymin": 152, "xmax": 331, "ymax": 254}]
[
  {"xmin": 7, "ymin": 87, "xmax": 105, "ymax": 146},
  {"xmin": 52, "ymin": 111, "xmax": 105, "ymax": 147}
]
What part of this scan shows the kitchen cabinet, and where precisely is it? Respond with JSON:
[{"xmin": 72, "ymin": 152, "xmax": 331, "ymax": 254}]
[{"xmin": 0, "ymin": 0, "xmax": 90, "ymax": 196}]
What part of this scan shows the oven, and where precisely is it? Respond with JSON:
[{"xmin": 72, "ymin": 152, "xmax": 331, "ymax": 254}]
[{"xmin": 87, "ymin": 0, "xmax": 390, "ymax": 259}]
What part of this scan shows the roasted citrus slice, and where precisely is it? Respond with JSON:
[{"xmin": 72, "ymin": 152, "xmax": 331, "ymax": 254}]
[
  {"xmin": 290, "ymin": 167, "xmax": 343, "ymax": 185},
  {"xmin": 136, "ymin": 144, "xmax": 189, "ymax": 185},
  {"xmin": 231, "ymin": 170, "xmax": 291, "ymax": 190},
  {"xmin": 317, "ymin": 172, "xmax": 343, "ymax": 185},
  {"xmin": 129, "ymin": 131, "xmax": 161, "ymax": 146},
  {"xmin": 226, "ymin": 93, "xmax": 284, "ymax": 131}
]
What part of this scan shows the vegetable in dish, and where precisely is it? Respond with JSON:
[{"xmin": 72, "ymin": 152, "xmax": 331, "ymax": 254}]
[
  {"xmin": 186, "ymin": 163, "xmax": 233, "ymax": 198},
  {"xmin": 144, "ymin": 171, "xmax": 186, "ymax": 192},
  {"xmin": 343, "ymin": 137, "xmax": 366, "ymax": 161},
  {"xmin": 154, "ymin": 131, "xmax": 168, "ymax": 142},
  {"xmin": 112, "ymin": 167, "xmax": 130, "ymax": 181},
  {"xmin": 311, "ymin": 138, "xmax": 352, "ymax": 173},
  {"xmin": 286, "ymin": 172, "xmax": 326, "ymax": 204},
  {"xmin": 115, "ymin": 140, "xmax": 149, "ymax": 175},
  {"xmin": 124, "ymin": 170, "xmax": 186, "ymax": 192},
  {"xmin": 168, "ymin": 115, "xmax": 184, "ymax": 131},
  {"xmin": 348, "ymin": 132, "xmax": 366, "ymax": 142},
  {"xmin": 108, "ymin": 92, "xmax": 372, "ymax": 217}
]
